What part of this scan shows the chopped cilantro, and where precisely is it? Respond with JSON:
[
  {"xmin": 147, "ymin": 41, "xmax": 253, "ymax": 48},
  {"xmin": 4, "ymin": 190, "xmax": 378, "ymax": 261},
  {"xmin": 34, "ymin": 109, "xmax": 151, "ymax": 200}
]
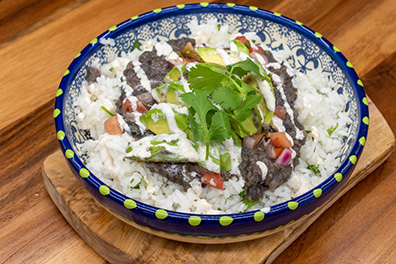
[
  {"xmin": 217, "ymin": 24, "xmax": 221, "ymax": 30},
  {"xmin": 109, "ymin": 67, "xmax": 114, "ymax": 72},
  {"xmin": 131, "ymin": 40, "xmax": 141, "ymax": 51},
  {"xmin": 120, "ymin": 76, "xmax": 124, "ymax": 82},
  {"xmin": 130, "ymin": 179, "xmax": 140, "ymax": 189},
  {"xmin": 239, "ymin": 190, "xmax": 260, "ymax": 210},
  {"xmin": 327, "ymin": 123, "xmax": 339, "ymax": 136},
  {"xmin": 126, "ymin": 146, "xmax": 132, "ymax": 153},
  {"xmin": 305, "ymin": 130, "xmax": 311, "ymax": 134},
  {"xmin": 307, "ymin": 164, "xmax": 320, "ymax": 174},
  {"xmin": 101, "ymin": 106, "xmax": 115, "ymax": 117}
]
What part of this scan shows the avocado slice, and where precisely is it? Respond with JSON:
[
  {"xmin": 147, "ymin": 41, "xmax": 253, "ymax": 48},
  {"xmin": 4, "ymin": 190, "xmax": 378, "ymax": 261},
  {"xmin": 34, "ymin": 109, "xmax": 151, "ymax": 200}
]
[
  {"xmin": 244, "ymin": 74, "xmax": 274, "ymax": 124},
  {"xmin": 140, "ymin": 109, "xmax": 170, "ymax": 134},
  {"xmin": 231, "ymin": 115, "xmax": 260, "ymax": 138},
  {"xmin": 152, "ymin": 82, "xmax": 186, "ymax": 105},
  {"xmin": 196, "ymin": 47, "xmax": 225, "ymax": 66},
  {"xmin": 165, "ymin": 66, "xmax": 182, "ymax": 82},
  {"xmin": 232, "ymin": 39, "xmax": 250, "ymax": 55}
]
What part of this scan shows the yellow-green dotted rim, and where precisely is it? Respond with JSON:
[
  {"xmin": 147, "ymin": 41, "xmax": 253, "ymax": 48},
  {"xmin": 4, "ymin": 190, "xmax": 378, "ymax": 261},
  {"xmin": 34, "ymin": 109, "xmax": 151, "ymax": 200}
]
[
  {"xmin": 79, "ymin": 168, "xmax": 90, "ymax": 178},
  {"xmin": 63, "ymin": 69, "xmax": 70, "ymax": 77},
  {"xmin": 288, "ymin": 201, "xmax": 299, "ymax": 210},
  {"xmin": 56, "ymin": 89, "xmax": 63, "ymax": 97},
  {"xmin": 57, "ymin": 130, "xmax": 65, "ymax": 140},
  {"xmin": 109, "ymin": 25, "xmax": 117, "ymax": 31},
  {"xmin": 65, "ymin": 149, "xmax": 74, "ymax": 159},
  {"xmin": 313, "ymin": 188, "xmax": 322, "ymax": 198},
  {"xmin": 219, "ymin": 216, "xmax": 233, "ymax": 226},
  {"xmin": 359, "ymin": 137, "xmax": 366, "ymax": 146},
  {"xmin": 349, "ymin": 155, "xmax": 357, "ymax": 164},
  {"xmin": 189, "ymin": 216, "xmax": 201, "ymax": 226},
  {"xmin": 155, "ymin": 209, "xmax": 168, "ymax": 219},
  {"xmin": 124, "ymin": 199, "xmax": 137, "ymax": 209},
  {"xmin": 53, "ymin": 109, "xmax": 61, "ymax": 118},
  {"xmin": 200, "ymin": 2, "xmax": 209, "ymax": 7},
  {"xmin": 314, "ymin": 32, "xmax": 323, "ymax": 38},
  {"xmin": 362, "ymin": 116, "xmax": 369, "ymax": 125},
  {"xmin": 99, "ymin": 185, "xmax": 110, "ymax": 195},
  {"xmin": 334, "ymin": 173, "xmax": 343, "ymax": 182},
  {"xmin": 254, "ymin": 211, "xmax": 265, "ymax": 222}
]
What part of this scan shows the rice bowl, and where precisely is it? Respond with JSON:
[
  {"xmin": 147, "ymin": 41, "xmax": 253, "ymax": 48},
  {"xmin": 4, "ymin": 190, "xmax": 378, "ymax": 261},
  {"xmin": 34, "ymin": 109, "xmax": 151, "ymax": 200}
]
[{"xmin": 54, "ymin": 3, "xmax": 369, "ymax": 243}]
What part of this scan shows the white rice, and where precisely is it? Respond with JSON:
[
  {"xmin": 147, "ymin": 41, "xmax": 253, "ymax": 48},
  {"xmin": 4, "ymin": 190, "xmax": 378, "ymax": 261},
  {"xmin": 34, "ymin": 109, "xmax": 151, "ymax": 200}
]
[{"xmin": 74, "ymin": 20, "xmax": 350, "ymax": 214}]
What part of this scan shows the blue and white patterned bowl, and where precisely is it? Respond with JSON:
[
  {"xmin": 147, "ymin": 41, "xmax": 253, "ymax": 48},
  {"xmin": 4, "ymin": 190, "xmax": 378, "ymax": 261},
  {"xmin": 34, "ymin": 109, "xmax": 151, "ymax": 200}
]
[{"xmin": 54, "ymin": 3, "xmax": 369, "ymax": 243}]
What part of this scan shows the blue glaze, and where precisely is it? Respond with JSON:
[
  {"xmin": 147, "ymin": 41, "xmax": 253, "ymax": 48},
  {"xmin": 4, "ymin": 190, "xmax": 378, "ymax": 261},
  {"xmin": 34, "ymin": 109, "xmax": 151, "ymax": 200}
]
[{"xmin": 54, "ymin": 3, "xmax": 369, "ymax": 240}]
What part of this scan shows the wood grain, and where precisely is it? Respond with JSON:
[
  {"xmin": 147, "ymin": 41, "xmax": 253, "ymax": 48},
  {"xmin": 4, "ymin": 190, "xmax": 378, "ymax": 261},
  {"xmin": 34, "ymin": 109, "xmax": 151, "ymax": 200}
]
[
  {"xmin": 2, "ymin": 0, "xmax": 396, "ymax": 263},
  {"xmin": 41, "ymin": 98, "xmax": 393, "ymax": 264}
]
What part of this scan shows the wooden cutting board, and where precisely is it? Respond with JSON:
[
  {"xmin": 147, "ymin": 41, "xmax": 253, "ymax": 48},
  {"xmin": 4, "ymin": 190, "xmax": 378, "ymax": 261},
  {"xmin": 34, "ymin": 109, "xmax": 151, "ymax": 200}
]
[{"xmin": 42, "ymin": 99, "xmax": 394, "ymax": 264}]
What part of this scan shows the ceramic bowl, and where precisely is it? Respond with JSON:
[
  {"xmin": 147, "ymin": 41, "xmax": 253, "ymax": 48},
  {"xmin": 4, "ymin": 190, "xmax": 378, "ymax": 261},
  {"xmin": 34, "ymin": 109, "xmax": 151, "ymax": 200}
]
[{"xmin": 54, "ymin": 3, "xmax": 369, "ymax": 243}]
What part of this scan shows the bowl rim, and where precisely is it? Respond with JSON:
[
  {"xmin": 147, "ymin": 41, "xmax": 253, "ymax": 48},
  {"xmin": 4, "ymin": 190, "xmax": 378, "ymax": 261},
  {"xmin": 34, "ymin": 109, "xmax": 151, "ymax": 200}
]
[{"xmin": 54, "ymin": 2, "xmax": 369, "ymax": 226}]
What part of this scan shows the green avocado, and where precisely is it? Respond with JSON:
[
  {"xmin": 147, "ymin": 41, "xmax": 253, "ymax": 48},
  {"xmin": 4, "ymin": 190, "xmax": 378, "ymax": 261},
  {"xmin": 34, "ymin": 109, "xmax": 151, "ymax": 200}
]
[
  {"xmin": 153, "ymin": 82, "xmax": 186, "ymax": 105},
  {"xmin": 244, "ymin": 74, "xmax": 274, "ymax": 124},
  {"xmin": 165, "ymin": 67, "xmax": 182, "ymax": 82},
  {"xmin": 196, "ymin": 47, "xmax": 225, "ymax": 66},
  {"xmin": 232, "ymin": 39, "xmax": 250, "ymax": 55},
  {"xmin": 231, "ymin": 115, "xmax": 260, "ymax": 138},
  {"xmin": 140, "ymin": 109, "xmax": 170, "ymax": 134}
]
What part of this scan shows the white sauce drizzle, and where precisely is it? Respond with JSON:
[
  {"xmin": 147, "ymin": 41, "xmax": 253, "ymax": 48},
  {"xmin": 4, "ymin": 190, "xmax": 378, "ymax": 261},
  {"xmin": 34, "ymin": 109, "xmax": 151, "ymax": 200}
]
[
  {"xmin": 256, "ymin": 161, "xmax": 268, "ymax": 181},
  {"xmin": 271, "ymin": 115, "xmax": 285, "ymax": 132},
  {"xmin": 133, "ymin": 64, "xmax": 151, "ymax": 92},
  {"xmin": 274, "ymin": 82, "xmax": 305, "ymax": 140},
  {"xmin": 116, "ymin": 114, "xmax": 130, "ymax": 134},
  {"xmin": 254, "ymin": 73, "xmax": 275, "ymax": 112}
]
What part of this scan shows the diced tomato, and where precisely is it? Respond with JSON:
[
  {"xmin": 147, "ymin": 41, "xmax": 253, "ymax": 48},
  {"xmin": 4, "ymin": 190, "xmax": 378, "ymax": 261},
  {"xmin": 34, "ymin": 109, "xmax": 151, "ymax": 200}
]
[
  {"xmin": 274, "ymin": 147, "xmax": 284, "ymax": 158},
  {"xmin": 235, "ymin": 36, "xmax": 248, "ymax": 45},
  {"xmin": 274, "ymin": 105, "xmax": 286, "ymax": 120},
  {"xmin": 270, "ymin": 132, "xmax": 292, "ymax": 148},
  {"xmin": 249, "ymin": 45, "xmax": 265, "ymax": 55},
  {"xmin": 122, "ymin": 99, "xmax": 132, "ymax": 112},
  {"xmin": 198, "ymin": 166, "xmax": 224, "ymax": 190},
  {"xmin": 122, "ymin": 98, "xmax": 148, "ymax": 113},
  {"xmin": 104, "ymin": 116, "xmax": 123, "ymax": 135},
  {"xmin": 136, "ymin": 100, "xmax": 149, "ymax": 113}
]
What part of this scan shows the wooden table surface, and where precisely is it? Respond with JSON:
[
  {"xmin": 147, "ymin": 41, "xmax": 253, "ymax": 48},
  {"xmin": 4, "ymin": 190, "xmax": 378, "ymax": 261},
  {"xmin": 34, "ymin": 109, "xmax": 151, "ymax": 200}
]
[{"xmin": 1, "ymin": 0, "xmax": 396, "ymax": 263}]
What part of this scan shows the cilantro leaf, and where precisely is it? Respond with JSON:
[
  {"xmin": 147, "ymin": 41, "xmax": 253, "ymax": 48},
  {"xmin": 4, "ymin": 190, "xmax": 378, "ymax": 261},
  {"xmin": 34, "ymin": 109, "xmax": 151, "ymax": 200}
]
[
  {"xmin": 307, "ymin": 164, "xmax": 320, "ymax": 174},
  {"xmin": 180, "ymin": 90, "xmax": 231, "ymax": 159},
  {"xmin": 327, "ymin": 123, "xmax": 339, "ymax": 136},
  {"xmin": 211, "ymin": 86, "xmax": 244, "ymax": 110},
  {"xmin": 232, "ymin": 93, "xmax": 263, "ymax": 123},
  {"xmin": 239, "ymin": 190, "xmax": 260, "ymax": 210},
  {"xmin": 228, "ymin": 59, "xmax": 262, "ymax": 79},
  {"xmin": 131, "ymin": 40, "xmax": 141, "ymax": 51},
  {"xmin": 208, "ymin": 111, "xmax": 231, "ymax": 142},
  {"xmin": 188, "ymin": 63, "xmax": 227, "ymax": 91}
]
